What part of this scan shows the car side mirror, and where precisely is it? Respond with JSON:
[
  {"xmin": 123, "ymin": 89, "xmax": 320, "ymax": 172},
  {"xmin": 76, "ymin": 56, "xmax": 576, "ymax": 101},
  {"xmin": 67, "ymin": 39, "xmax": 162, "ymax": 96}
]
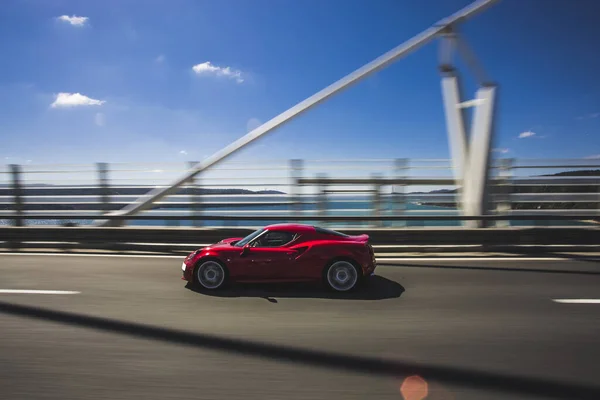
[{"xmin": 240, "ymin": 244, "xmax": 250, "ymax": 256}]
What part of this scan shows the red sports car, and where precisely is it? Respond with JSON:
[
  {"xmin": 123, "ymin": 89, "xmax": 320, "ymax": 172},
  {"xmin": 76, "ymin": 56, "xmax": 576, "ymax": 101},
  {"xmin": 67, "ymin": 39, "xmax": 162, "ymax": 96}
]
[{"xmin": 181, "ymin": 224, "xmax": 376, "ymax": 292}]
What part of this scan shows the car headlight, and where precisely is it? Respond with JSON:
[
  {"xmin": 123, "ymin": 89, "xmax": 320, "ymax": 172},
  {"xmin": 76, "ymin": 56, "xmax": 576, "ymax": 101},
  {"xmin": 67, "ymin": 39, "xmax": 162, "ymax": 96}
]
[{"xmin": 185, "ymin": 250, "xmax": 199, "ymax": 261}]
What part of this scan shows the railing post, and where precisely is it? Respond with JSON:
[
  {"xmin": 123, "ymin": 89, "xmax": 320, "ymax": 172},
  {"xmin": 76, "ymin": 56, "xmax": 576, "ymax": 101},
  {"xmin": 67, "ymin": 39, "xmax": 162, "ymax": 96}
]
[
  {"xmin": 316, "ymin": 173, "xmax": 327, "ymax": 227},
  {"xmin": 393, "ymin": 158, "xmax": 408, "ymax": 228},
  {"xmin": 188, "ymin": 161, "xmax": 203, "ymax": 227},
  {"xmin": 494, "ymin": 157, "xmax": 513, "ymax": 227},
  {"xmin": 596, "ymin": 173, "xmax": 600, "ymax": 220},
  {"xmin": 290, "ymin": 159, "xmax": 304, "ymax": 218},
  {"xmin": 372, "ymin": 173, "xmax": 383, "ymax": 228},
  {"xmin": 97, "ymin": 162, "xmax": 111, "ymax": 215},
  {"xmin": 10, "ymin": 164, "xmax": 24, "ymax": 227}
]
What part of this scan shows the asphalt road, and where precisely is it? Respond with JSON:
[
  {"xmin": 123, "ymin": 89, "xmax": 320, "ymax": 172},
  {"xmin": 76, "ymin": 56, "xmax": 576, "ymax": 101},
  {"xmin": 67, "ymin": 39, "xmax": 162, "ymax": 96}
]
[{"xmin": 1, "ymin": 254, "xmax": 600, "ymax": 400}]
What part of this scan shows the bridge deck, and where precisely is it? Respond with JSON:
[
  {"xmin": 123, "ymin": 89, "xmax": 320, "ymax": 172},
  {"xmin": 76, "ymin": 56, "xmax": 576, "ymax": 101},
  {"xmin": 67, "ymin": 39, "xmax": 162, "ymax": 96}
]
[{"xmin": 1, "ymin": 254, "xmax": 599, "ymax": 399}]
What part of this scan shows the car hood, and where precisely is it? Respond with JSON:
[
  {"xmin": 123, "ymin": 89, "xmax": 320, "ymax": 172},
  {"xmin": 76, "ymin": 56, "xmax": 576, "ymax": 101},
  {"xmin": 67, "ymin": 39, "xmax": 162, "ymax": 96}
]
[
  {"xmin": 199, "ymin": 237, "xmax": 244, "ymax": 251},
  {"xmin": 218, "ymin": 237, "xmax": 244, "ymax": 245}
]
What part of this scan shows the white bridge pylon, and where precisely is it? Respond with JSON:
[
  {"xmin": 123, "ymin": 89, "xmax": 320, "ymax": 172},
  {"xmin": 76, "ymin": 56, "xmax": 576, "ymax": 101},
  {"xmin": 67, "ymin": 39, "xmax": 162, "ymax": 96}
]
[
  {"xmin": 439, "ymin": 29, "xmax": 498, "ymax": 228},
  {"xmin": 96, "ymin": 0, "xmax": 500, "ymax": 227}
]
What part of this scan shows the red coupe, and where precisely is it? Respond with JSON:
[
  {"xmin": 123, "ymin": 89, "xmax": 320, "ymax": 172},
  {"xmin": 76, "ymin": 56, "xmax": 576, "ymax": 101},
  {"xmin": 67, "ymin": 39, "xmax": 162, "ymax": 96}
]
[{"xmin": 181, "ymin": 224, "xmax": 376, "ymax": 292}]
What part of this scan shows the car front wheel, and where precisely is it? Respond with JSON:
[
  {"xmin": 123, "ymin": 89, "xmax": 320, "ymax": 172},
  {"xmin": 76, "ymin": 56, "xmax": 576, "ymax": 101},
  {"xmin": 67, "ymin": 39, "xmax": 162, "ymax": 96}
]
[
  {"xmin": 324, "ymin": 260, "xmax": 361, "ymax": 292},
  {"xmin": 195, "ymin": 260, "xmax": 227, "ymax": 290}
]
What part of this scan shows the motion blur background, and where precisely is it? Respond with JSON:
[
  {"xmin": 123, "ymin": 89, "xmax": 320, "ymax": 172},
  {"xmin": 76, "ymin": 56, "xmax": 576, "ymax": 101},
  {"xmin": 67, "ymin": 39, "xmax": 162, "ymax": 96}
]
[{"xmin": 1, "ymin": 1, "xmax": 600, "ymax": 400}]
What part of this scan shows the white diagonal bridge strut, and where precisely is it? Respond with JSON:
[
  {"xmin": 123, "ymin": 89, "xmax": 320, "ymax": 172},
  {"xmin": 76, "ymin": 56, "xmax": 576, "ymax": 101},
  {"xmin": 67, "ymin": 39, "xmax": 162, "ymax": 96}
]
[
  {"xmin": 96, "ymin": 0, "xmax": 500, "ymax": 227},
  {"xmin": 439, "ymin": 28, "xmax": 497, "ymax": 227}
]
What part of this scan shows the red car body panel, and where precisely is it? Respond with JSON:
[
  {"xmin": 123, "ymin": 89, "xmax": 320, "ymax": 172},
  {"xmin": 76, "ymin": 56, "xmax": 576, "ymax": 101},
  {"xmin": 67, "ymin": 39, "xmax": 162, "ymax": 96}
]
[{"xmin": 181, "ymin": 224, "xmax": 376, "ymax": 284}]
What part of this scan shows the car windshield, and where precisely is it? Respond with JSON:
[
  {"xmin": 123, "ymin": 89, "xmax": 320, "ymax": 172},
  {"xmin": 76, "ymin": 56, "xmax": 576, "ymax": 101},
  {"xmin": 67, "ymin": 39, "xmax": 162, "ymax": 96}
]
[{"xmin": 233, "ymin": 228, "xmax": 265, "ymax": 247}]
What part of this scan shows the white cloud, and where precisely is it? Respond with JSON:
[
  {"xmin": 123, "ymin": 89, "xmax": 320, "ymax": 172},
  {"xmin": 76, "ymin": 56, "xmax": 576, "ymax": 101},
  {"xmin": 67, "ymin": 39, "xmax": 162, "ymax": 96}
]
[
  {"xmin": 94, "ymin": 112, "xmax": 105, "ymax": 126},
  {"xmin": 518, "ymin": 131, "xmax": 536, "ymax": 139},
  {"xmin": 192, "ymin": 61, "xmax": 244, "ymax": 83},
  {"xmin": 584, "ymin": 154, "xmax": 600, "ymax": 159},
  {"xmin": 51, "ymin": 92, "xmax": 106, "ymax": 108},
  {"xmin": 155, "ymin": 54, "xmax": 165, "ymax": 63},
  {"xmin": 179, "ymin": 150, "xmax": 188, "ymax": 155},
  {"xmin": 57, "ymin": 15, "xmax": 88, "ymax": 26},
  {"xmin": 492, "ymin": 148, "xmax": 510, "ymax": 154}
]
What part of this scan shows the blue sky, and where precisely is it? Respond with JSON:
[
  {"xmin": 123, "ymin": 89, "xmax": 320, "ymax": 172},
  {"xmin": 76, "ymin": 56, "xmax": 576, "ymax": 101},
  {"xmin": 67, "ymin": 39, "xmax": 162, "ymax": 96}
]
[{"xmin": 1, "ymin": 0, "xmax": 600, "ymax": 167}]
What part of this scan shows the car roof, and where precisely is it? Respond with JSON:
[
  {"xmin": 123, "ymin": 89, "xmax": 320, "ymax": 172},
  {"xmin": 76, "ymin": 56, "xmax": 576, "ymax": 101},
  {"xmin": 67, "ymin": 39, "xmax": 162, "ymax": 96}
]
[
  {"xmin": 264, "ymin": 223, "xmax": 316, "ymax": 233},
  {"xmin": 264, "ymin": 224, "xmax": 351, "ymax": 238}
]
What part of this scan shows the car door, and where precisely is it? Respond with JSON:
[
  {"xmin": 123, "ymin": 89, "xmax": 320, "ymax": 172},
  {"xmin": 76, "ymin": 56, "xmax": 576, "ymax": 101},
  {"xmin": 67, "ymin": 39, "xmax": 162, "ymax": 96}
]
[{"xmin": 247, "ymin": 231, "xmax": 297, "ymax": 281}]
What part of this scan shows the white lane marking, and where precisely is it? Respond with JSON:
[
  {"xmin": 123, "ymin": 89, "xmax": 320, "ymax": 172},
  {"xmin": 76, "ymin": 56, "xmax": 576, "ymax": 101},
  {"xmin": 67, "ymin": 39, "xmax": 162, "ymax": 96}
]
[
  {"xmin": 0, "ymin": 253, "xmax": 184, "ymax": 259},
  {"xmin": 0, "ymin": 253, "xmax": 597, "ymax": 262},
  {"xmin": 377, "ymin": 257, "xmax": 584, "ymax": 262},
  {"xmin": 553, "ymin": 299, "xmax": 600, "ymax": 304},
  {"xmin": 0, "ymin": 289, "xmax": 80, "ymax": 295}
]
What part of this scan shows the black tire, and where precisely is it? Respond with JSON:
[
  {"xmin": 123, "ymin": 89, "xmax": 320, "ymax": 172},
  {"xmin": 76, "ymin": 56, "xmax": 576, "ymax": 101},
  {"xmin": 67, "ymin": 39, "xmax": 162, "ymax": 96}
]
[
  {"xmin": 323, "ymin": 259, "xmax": 362, "ymax": 292},
  {"xmin": 194, "ymin": 259, "xmax": 229, "ymax": 290}
]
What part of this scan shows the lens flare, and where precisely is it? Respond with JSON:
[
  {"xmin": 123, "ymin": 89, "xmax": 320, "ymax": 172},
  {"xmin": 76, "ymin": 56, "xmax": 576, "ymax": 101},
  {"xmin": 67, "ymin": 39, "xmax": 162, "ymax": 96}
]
[{"xmin": 400, "ymin": 375, "xmax": 428, "ymax": 400}]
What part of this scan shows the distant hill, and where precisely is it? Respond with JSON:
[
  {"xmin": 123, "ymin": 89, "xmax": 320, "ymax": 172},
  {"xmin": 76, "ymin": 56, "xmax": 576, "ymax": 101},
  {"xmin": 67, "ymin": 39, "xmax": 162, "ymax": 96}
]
[
  {"xmin": 511, "ymin": 169, "xmax": 599, "ymax": 210},
  {"xmin": 417, "ymin": 169, "xmax": 600, "ymax": 210},
  {"xmin": 0, "ymin": 185, "xmax": 287, "ymax": 212},
  {"xmin": 541, "ymin": 169, "xmax": 600, "ymax": 177},
  {"xmin": 0, "ymin": 185, "xmax": 285, "ymax": 196},
  {"xmin": 407, "ymin": 189, "xmax": 455, "ymax": 195}
]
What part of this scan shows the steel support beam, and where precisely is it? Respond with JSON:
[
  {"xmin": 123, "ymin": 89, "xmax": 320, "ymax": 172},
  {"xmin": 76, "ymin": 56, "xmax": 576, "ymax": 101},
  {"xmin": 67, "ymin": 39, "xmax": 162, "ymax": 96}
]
[
  {"xmin": 438, "ymin": 23, "xmax": 498, "ymax": 228},
  {"xmin": 441, "ymin": 74, "xmax": 468, "ymax": 194},
  {"xmin": 95, "ymin": 0, "xmax": 499, "ymax": 227},
  {"xmin": 461, "ymin": 86, "xmax": 497, "ymax": 227},
  {"xmin": 440, "ymin": 37, "xmax": 497, "ymax": 228}
]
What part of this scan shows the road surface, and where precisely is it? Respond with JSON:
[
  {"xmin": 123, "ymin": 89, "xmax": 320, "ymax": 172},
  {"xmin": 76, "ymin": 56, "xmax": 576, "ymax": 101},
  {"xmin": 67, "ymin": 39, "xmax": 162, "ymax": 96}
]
[{"xmin": 1, "ymin": 254, "xmax": 600, "ymax": 400}]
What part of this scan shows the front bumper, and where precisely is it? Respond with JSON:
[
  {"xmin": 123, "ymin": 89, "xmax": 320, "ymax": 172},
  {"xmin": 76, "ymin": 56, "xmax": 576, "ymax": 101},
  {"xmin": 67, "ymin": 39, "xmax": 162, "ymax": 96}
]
[{"xmin": 181, "ymin": 261, "xmax": 193, "ymax": 281}]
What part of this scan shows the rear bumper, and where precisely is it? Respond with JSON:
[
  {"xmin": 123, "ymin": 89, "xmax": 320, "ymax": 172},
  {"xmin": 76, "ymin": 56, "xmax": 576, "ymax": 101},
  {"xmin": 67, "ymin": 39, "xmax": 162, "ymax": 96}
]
[{"xmin": 363, "ymin": 257, "xmax": 376, "ymax": 276}]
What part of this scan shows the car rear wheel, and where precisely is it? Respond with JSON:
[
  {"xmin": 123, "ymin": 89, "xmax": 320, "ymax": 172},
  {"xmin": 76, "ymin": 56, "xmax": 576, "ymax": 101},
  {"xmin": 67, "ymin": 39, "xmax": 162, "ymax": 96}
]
[
  {"xmin": 325, "ymin": 260, "xmax": 360, "ymax": 292},
  {"xmin": 195, "ymin": 260, "xmax": 227, "ymax": 290}
]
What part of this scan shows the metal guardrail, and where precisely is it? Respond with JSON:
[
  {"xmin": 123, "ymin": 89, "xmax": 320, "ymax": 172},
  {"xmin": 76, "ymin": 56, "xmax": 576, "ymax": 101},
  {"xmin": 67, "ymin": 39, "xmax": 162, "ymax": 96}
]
[
  {"xmin": 2, "ymin": 225, "xmax": 599, "ymax": 255},
  {"xmin": 1, "ymin": 214, "xmax": 599, "ymax": 222},
  {"xmin": 1, "ymin": 158, "xmax": 599, "ymax": 228}
]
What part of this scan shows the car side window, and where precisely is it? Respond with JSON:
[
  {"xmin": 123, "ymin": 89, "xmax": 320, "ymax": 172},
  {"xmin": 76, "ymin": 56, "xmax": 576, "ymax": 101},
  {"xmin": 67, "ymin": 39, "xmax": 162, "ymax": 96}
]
[{"xmin": 253, "ymin": 231, "xmax": 296, "ymax": 248}]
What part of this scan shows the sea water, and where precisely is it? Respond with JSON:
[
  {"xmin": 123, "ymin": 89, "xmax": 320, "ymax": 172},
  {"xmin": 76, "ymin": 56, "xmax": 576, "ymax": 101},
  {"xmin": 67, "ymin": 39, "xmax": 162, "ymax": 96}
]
[{"xmin": 1, "ymin": 194, "xmax": 591, "ymax": 227}]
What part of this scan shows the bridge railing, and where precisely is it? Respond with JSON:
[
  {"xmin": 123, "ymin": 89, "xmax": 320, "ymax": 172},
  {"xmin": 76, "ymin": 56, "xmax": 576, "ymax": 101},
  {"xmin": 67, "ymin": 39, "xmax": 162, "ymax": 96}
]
[
  {"xmin": 1, "ymin": 218, "xmax": 599, "ymax": 255},
  {"xmin": 0, "ymin": 158, "xmax": 598, "ymax": 228}
]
